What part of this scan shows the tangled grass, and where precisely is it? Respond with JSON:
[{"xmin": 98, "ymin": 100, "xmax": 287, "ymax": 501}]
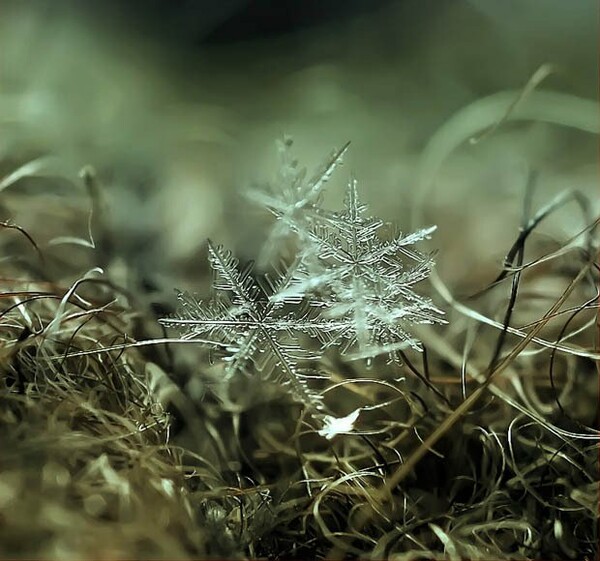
[{"xmin": 0, "ymin": 106, "xmax": 598, "ymax": 560}]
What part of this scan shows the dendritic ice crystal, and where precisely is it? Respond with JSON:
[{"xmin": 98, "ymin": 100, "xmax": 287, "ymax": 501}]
[
  {"xmin": 159, "ymin": 241, "xmax": 339, "ymax": 412},
  {"xmin": 270, "ymin": 177, "xmax": 445, "ymax": 363},
  {"xmin": 161, "ymin": 141, "xmax": 445, "ymax": 416},
  {"xmin": 247, "ymin": 137, "xmax": 351, "ymax": 265}
]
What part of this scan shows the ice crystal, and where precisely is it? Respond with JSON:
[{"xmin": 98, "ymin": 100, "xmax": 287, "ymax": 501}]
[
  {"xmin": 162, "ymin": 142, "xmax": 444, "ymax": 416},
  {"xmin": 317, "ymin": 408, "xmax": 361, "ymax": 440},
  {"xmin": 271, "ymin": 178, "xmax": 446, "ymax": 363},
  {"xmin": 248, "ymin": 137, "xmax": 350, "ymax": 265},
  {"xmin": 159, "ymin": 241, "xmax": 341, "ymax": 412}
]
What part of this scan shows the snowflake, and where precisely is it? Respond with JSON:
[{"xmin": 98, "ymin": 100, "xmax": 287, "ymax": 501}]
[
  {"xmin": 159, "ymin": 240, "xmax": 343, "ymax": 412},
  {"xmin": 161, "ymin": 142, "xmax": 445, "ymax": 419},
  {"xmin": 248, "ymin": 137, "xmax": 350, "ymax": 265},
  {"xmin": 271, "ymin": 178, "xmax": 446, "ymax": 364}
]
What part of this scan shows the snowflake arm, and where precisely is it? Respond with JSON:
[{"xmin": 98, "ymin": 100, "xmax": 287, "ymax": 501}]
[{"xmin": 207, "ymin": 240, "xmax": 259, "ymax": 307}]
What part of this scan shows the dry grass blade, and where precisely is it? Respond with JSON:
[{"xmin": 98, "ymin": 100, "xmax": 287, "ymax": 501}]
[{"xmin": 327, "ymin": 256, "xmax": 597, "ymax": 558}]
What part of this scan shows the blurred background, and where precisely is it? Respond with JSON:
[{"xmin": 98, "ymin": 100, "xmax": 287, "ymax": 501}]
[{"xmin": 0, "ymin": 0, "xmax": 597, "ymax": 298}]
